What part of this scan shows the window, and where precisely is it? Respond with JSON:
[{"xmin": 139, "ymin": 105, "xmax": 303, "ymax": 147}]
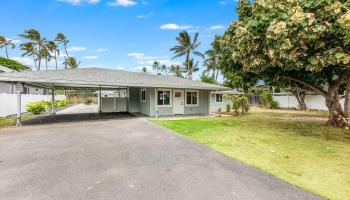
[
  {"xmin": 157, "ymin": 89, "xmax": 171, "ymax": 106},
  {"xmin": 186, "ymin": 90, "xmax": 198, "ymax": 106},
  {"xmin": 215, "ymin": 93, "xmax": 223, "ymax": 103},
  {"xmin": 141, "ymin": 89, "xmax": 146, "ymax": 102}
]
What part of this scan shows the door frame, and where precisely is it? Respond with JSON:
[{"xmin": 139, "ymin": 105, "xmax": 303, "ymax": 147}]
[{"xmin": 173, "ymin": 89, "xmax": 185, "ymax": 115}]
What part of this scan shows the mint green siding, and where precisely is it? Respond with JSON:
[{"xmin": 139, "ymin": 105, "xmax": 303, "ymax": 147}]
[
  {"xmin": 184, "ymin": 90, "xmax": 210, "ymax": 115},
  {"xmin": 128, "ymin": 87, "xmax": 211, "ymax": 117},
  {"xmin": 210, "ymin": 93, "xmax": 232, "ymax": 112}
]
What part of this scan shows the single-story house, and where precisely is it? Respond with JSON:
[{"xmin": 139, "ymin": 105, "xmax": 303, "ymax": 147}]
[
  {"xmin": 210, "ymin": 90, "xmax": 245, "ymax": 112},
  {"xmin": 0, "ymin": 65, "xmax": 47, "ymax": 95},
  {"xmin": 0, "ymin": 68, "xmax": 228, "ymax": 118}
]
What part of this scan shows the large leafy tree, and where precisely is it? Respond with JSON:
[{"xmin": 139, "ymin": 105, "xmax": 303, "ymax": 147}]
[
  {"xmin": 170, "ymin": 31, "xmax": 204, "ymax": 80},
  {"xmin": 224, "ymin": 0, "xmax": 350, "ymax": 127},
  {"xmin": 0, "ymin": 36, "xmax": 16, "ymax": 59}
]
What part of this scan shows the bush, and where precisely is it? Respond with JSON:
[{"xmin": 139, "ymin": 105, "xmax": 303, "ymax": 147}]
[
  {"xmin": 218, "ymin": 108, "xmax": 222, "ymax": 112},
  {"xmin": 26, "ymin": 101, "xmax": 47, "ymax": 115},
  {"xmin": 226, "ymin": 104, "xmax": 231, "ymax": 112},
  {"xmin": 84, "ymin": 98, "xmax": 92, "ymax": 105},
  {"xmin": 231, "ymin": 96, "xmax": 250, "ymax": 115},
  {"xmin": 269, "ymin": 100, "xmax": 280, "ymax": 109}
]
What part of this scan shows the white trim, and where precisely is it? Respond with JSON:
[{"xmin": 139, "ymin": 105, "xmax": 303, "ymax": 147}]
[
  {"xmin": 185, "ymin": 89, "xmax": 199, "ymax": 107},
  {"xmin": 140, "ymin": 88, "xmax": 146, "ymax": 102},
  {"xmin": 215, "ymin": 93, "xmax": 223, "ymax": 103},
  {"xmin": 156, "ymin": 88, "xmax": 172, "ymax": 107}
]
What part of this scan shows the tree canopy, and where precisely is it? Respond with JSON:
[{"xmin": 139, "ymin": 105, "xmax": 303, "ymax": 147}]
[
  {"xmin": 223, "ymin": 0, "xmax": 350, "ymax": 127},
  {"xmin": 0, "ymin": 56, "xmax": 30, "ymax": 71}
]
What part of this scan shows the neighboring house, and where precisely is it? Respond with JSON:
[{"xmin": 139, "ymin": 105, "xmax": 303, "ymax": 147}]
[
  {"xmin": 210, "ymin": 90, "xmax": 244, "ymax": 112},
  {"xmin": 0, "ymin": 65, "xmax": 47, "ymax": 95},
  {"xmin": 0, "ymin": 68, "xmax": 228, "ymax": 117}
]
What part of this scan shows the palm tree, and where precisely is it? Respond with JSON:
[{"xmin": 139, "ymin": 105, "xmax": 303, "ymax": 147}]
[
  {"xmin": 204, "ymin": 36, "xmax": 223, "ymax": 81},
  {"xmin": 170, "ymin": 31, "xmax": 204, "ymax": 80},
  {"xmin": 55, "ymin": 33, "xmax": 69, "ymax": 69},
  {"xmin": 0, "ymin": 36, "xmax": 16, "ymax": 59},
  {"xmin": 63, "ymin": 56, "xmax": 80, "ymax": 69},
  {"xmin": 161, "ymin": 64, "xmax": 168, "ymax": 75},
  {"xmin": 169, "ymin": 64, "xmax": 184, "ymax": 78},
  {"xmin": 152, "ymin": 61, "xmax": 161, "ymax": 75},
  {"xmin": 47, "ymin": 41, "xmax": 60, "ymax": 70},
  {"xmin": 40, "ymin": 46, "xmax": 51, "ymax": 70},
  {"xmin": 186, "ymin": 59, "xmax": 199, "ymax": 79},
  {"xmin": 19, "ymin": 29, "xmax": 46, "ymax": 70},
  {"xmin": 142, "ymin": 67, "xmax": 147, "ymax": 74},
  {"xmin": 20, "ymin": 43, "xmax": 38, "ymax": 70}
]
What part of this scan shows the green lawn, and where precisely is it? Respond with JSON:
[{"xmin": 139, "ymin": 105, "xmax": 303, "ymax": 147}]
[
  {"xmin": 153, "ymin": 109, "xmax": 350, "ymax": 200},
  {"xmin": 0, "ymin": 115, "xmax": 33, "ymax": 129}
]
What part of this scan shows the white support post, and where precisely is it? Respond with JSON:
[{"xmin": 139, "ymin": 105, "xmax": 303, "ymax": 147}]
[
  {"xmin": 155, "ymin": 88, "xmax": 158, "ymax": 118},
  {"xmin": 98, "ymin": 86, "xmax": 102, "ymax": 114},
  {"xmin": 51, "ymin": 87, "xmax": 56, "ymax": 115},
  {"xmin": 16, "ymin": 92, "xmax": 22, "ymax": 126}
]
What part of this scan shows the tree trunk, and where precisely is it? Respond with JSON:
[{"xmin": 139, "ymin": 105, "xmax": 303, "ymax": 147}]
[
  {"xmin": 292, "ymin": 90, "xmax": 307, "ymax": 110},
  {"xmin": 32, "ymin": 55, "xmax": 38, "ymax": 70},
  {"xmin": 344, "ymin": 82, "xmax": 350, "ymax": 118},
  {"xmin": 325, "ymin": 87, "xmax": 350, "ymax": 128},
  {"xmin": 54, "ymin": 52, "xmax": 58, "ymax": 70},
  {"xmin": 5, "ymin": 45, "xmax": 9, "ymax": 59}
]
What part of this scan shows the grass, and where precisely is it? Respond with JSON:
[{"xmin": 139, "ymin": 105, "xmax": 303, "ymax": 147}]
[
  {"xmin": 0, "ymin": 115, "xmax": 33, "ymax": 129},
  {"xmin": 153, "ymin": 109, "xmax": 350, "ymax": 200}
]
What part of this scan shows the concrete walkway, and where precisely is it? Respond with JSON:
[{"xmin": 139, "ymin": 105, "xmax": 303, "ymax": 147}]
[
  {"xmin": 0, "ymin": 116, "xmax": 322, "ymax": 200},
  {"xmin": 57, "ymin": 103, "xmax": 98, "ymax": 114}
]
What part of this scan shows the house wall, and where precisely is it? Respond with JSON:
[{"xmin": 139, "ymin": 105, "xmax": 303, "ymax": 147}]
[
  {"xmin": 128, "ymin": 87, "xmax": 211, "ymax": 117},
  {"xmin": 210, "ymin": 93, "xmax": 232, "ymax": 112},
  {"xmin": 0, "ymin": 83, "xmax": 12, "ymax": 94}
]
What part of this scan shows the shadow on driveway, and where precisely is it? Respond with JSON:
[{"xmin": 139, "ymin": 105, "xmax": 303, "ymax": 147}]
[{"xmin": 23, "ymin": 112, "xmax": 134, "ymax": 125}]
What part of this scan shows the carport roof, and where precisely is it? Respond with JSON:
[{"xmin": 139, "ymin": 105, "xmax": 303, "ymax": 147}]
[{"xmin": 0, "ymin": 67, "xmax": 229, "ymax": 91}]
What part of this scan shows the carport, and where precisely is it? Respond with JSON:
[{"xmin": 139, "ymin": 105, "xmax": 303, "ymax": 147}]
[{"xmin": 0, "ymin": 67, "xmax": 228, "ymax": 125}]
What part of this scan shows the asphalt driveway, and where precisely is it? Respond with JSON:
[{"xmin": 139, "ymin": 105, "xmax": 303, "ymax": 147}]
[{"xmin": 0, "ymin": 115, "xmax": 322, "ymax": 200}]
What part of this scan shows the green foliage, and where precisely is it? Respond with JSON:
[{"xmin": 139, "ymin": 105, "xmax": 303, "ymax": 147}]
[
  {"xmin": 26, "ymin": 101, "xmax": 47, "ymax": 115},
  {"xmin": 84, "ymin": 98, "xmax": 92, "ymax": 105},
  {"xmin": 226, "ymin": 104, "xmax": 231, "ymax": 112},
  {"xmin": 230, "ymin": 96, "xmax": 250, "ymax": 115},
  {"xmin": 200, "ymin": 71, "xmax": 216, "ymax": 84},
  {"xmin": 0, "ymin": 56, "xmax": 30, "ymax": 71},
  {"xmin": 269, "ymin": 100, "xmax": 280, "ymax": 109}
]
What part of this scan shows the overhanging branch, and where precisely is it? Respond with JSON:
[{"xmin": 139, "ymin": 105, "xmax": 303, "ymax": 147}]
[{"xmin": 281, "ymin": 75, "xmax": 327, "ymax": 97}]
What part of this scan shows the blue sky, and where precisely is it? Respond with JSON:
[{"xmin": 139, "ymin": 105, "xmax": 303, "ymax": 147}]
[{"xmin": 1, "ymin": 0, "xmax": 238, "ymax": 80}]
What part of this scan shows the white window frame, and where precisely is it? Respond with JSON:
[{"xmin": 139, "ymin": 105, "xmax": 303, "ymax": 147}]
[
  {"xmin": 157, "ymin": 88, "xmax": 172, "ymax": 107},
  {"xmin": 215, "ymin": 93, "xmax": 223, "ymax": 103},
  {"xmin": 140, "ymin": 88, "xmax": 146, "ymax": 102},
  {"xmin": 185, "ymin": 90, "xmax": 199, "ymax": 106}
]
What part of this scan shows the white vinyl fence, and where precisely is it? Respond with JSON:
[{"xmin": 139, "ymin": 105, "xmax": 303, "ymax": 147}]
[
  {"xmin": 273, "ymin": 94, "xmax": 345, "ymax": 111},
  {"xmin": 0, "ymin": 94, "xmax": 66, "ymax": 117}
]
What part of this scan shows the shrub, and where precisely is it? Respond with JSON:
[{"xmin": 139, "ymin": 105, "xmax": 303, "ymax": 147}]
[
  {"xmin": 269, "ymin": 100, "xmax": 280, "ymax": 109},
  {"xmin": 226, "ymin": 104, "xmax": 231, "ymax": 112},
  {"xmin": 26, "ymin": 101, "xmax": 47, "ymax": 115},
  {"xmin": 231, "ymin": 96, "xmax": 250, "ymax": 115},
  {"xmin": 218, "ymin": 108, "xmax": 222, "ymax": 112},
  {"xmin": 84, "ymin": 98, "xmax": 92, "ymax": 105}
]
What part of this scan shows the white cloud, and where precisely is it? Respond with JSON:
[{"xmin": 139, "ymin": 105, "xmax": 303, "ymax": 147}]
[
  {"xmin": 137, "ymin": 12, "xmax": 154, "ymax": 19},
  {"xmin": 6, "ymin": 38, "xmax": 21, "ymax": 43},
  {"xmin": 209, "ymin": 25, "xmax": 225, "ymax": 30},
  {"xmin": 96, "ymin": 48, "xmax": 109, "ymax": 52},
  {"xmin": 57, "ymin": 0, "xmax": 101, "ymax": 5},
  {"xmin": 83, "ymin": 55, "xmax": 98, "ymax": 59},
  {"xmin": 11, "ymin": 57, "xmax": 34, "ymax": 66},
  {"xmin": 116, "ymin": 66, "xmax": 124, "ymax": 70},
  {"xmin": 108, "ymin": 0, "xmax": 137, "ymax": 7},
  {"xmin": 67, "ymin": 46, "xmax": 86, "ymax": 52},
  {"xmin": 160, "ymin": 23, "xmax": 192, "ymax": 30}
]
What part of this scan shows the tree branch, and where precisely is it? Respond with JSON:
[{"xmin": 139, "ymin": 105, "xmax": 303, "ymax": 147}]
[{"xmin": 281, "ymin": 75, "xmax": 327, "ymax": 97}]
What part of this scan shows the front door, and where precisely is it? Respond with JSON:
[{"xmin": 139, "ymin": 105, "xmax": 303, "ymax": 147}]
[{"xmin": 173, "ymin": 89, "xmax": 184, "ymax": 115}]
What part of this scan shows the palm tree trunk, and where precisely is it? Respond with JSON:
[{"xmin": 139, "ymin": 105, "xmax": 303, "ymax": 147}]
[
  {"xmin": 32, "ymin": 55, "xmax": 38, "ymax": 70},
  {"xmin": 45, "ymin": 58, "xmax": 48, "ymax": 70},
  {"xmin": 186, "ymin": 53, "xmax": 191, "ymax": 79},
  {"xmin": 5, "ymin": 45, "xmax": 9, "ymax": 59},
  {"xmin": 64, "ymin": 45, "xmax": 69, "ymax": 69},
  {"xmin": 54, "ymin": 52, "xmax": 58, "ymax": 70}
]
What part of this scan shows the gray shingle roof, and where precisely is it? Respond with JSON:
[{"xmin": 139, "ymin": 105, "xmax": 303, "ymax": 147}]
[{"xmin": 0, "ymin": 68, "xmax": 229, "ymax": 91}]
